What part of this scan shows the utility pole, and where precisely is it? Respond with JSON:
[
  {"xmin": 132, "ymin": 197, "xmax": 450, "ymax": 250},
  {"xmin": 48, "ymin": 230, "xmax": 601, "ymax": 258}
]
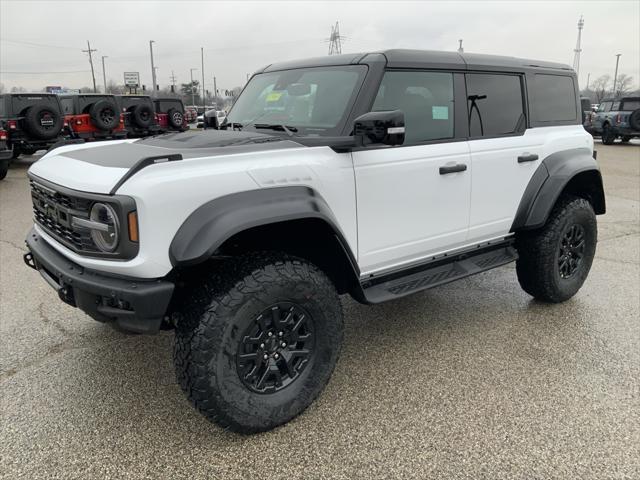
[
  {"xmin": 457, "ymin": 39, "xmax": 464, "ymax": 53},
  {"xmin": 149, "ymin": 40, "xmax": 157, "ymax": 97},
  {"xmin": 572, "ymin": 15, "xmax": 584, "ymax": 77},
  {"xmin": 613, "ymin": 53, "xmax": 621, "ymax": 96},
  {"xmin": 585, "ymin": 72, "xmax": 591, "ymax": 91},
  {"xmin": 82, "ymin": 41, "xmax": 98, "ymax": 93},
  {"xmin": 101, "ymin": 56, "xmax": 108, "ymax": 93},
  {"xmin": 201, "ymin": 47, "xmax": 206, "ymax": 110},
  {"xmin": 213, "ymin": 76, "xmax": 217, "ymax": 106},
  {"xmin": 190, "ymin": 68, "xmax": 198, "ymax": 106},
  {"xmin": 170, "ymin": 70, "xmax": 177, "ymax": 94}
]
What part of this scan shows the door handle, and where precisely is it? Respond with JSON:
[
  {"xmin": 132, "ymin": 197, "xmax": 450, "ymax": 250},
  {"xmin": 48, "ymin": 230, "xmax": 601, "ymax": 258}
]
[
  {"xmin": 517, "ymin": 153, "xmax": 539, "ymax": 163},
  {"xmin": 439, "ymin": 163, "xmax": 467, "ymax": 175}
]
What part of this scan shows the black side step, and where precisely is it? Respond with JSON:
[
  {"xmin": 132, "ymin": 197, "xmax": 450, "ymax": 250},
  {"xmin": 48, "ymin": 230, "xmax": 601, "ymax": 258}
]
[{"xmin": 361, "ymin": 244, "xmax": 518, "ymax": 304}]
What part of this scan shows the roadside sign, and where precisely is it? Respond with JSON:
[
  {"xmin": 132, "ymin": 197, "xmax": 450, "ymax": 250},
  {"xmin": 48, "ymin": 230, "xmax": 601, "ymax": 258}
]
[{"xmin": 124, "ymin": 72, "xmax": 140, "ymax": 87}]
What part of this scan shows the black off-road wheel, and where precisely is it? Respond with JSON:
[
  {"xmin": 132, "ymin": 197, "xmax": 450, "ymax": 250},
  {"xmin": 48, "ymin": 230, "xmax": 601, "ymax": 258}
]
[
  {"xmin": 173, "ymin": 253, "xmax": 343, "ymax": 433},
  {"xmin": 515, "ymin": 195, "xmax": 597, "ymax": 303},
  {"xmin": 601, "ymin": 124, "xmax": 616, "ymax": 145}
]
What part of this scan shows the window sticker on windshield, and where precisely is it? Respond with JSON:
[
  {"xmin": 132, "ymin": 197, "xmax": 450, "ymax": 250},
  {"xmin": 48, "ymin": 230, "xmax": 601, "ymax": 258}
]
[
  {"xmin": 266, "ymin": 92, "xmax": 283, "ymax": 102},
  {"xmin": 432, "ymin": 106, "xmax": 449, "ymax": 120}
]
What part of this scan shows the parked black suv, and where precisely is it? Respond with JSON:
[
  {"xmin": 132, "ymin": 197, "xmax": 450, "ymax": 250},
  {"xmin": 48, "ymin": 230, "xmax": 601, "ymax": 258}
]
[
  {"xmin": 586, "ymin": 96, "xmax": 640, "ymax": 144},
  {"xmin": 0, "ymin": 93, "xmax": 64, "ymax": 177},
  {"xmin": 117, "ymin": 95, "xmax": 159, "ymax": 137}
]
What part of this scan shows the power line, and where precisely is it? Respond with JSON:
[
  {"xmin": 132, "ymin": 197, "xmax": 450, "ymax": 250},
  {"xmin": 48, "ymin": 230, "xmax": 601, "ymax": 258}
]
[
  {"xmin": 0, "ymin": 70, "xmax": 91, "ymax": 74},
  {"xmin": 0, "ymin": 38, "xmax": 80, "ymax": 51}
]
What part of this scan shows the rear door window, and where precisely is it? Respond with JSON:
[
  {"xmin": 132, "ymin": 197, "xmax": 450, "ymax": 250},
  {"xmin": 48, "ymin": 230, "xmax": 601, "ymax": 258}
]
[
  {"xmin": 59, "ymin": 97, "xmax": 75, "ymax": 115},
  {"xmin": 531, "ymin": 74, "xmax": 578, "ymax": 122},
  {"xmin": 465, "ymin": 73, "xmax": 525, "ymax": 137}
]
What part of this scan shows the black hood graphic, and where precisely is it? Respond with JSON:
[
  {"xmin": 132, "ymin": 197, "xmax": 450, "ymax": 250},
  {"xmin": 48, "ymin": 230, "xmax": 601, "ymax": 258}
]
[{"xmin": 61, "ymin": 130, "xmax": 305, "ymax": 168}]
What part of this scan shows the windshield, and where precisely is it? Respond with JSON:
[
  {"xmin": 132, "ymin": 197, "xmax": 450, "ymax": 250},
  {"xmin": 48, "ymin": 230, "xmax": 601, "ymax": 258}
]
[{"xmin": 225, "ymin": 65, "xmax": 367, "ymax": 135}]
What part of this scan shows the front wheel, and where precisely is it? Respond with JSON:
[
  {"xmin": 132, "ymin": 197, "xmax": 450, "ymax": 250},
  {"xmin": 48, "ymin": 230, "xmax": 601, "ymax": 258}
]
[
  {"xmin": 515, "ymin": 195, "xmax": 597, "ymax": 303},
  {"xmin": 173, "ymin": 253, "xmax": 343, "ymax": 433},
  {"xmin": 0, "ymin": 159, "xmax": 8, "ymax": 180}
]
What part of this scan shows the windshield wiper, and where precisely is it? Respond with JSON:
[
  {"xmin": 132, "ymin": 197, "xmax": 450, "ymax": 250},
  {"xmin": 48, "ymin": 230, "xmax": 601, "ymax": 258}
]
[{"xmin": 253, "ymin": 124, "xmax": 298, "ymax": 136}]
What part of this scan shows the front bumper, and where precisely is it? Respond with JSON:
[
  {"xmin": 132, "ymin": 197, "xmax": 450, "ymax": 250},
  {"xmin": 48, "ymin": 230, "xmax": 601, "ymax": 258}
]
[{"xmin": 24, "ymin": 227, "xmax": 174, "ymax": 333}]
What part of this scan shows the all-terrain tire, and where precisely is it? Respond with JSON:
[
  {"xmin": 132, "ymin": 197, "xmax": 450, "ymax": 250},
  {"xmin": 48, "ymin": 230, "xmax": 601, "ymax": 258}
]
[
  {"xmin": 23, "ymin": 104, "xmax": 63, "ymax": 140},
  {"xmin": 0, "ymin": 159, "xmax": 8, "ymax": 180},
  {"xmin": 601, "ymin": 124, "xmax": 616, "ymax": 145},
  {"xmin": 89, "ymin": 99, "xmax": 120, "ymax": 130},
  {"xmin": 173, "ymin": 252, "xmax": 343, "ymax": 433},
  {"xmin": 167, "ymin": 108, "xmax": 184, "ymax": 129},
  {"xmin": 515, "ymin": 195, "xmax": 597, "ymax": 303},
  {"xmin": 130, "ymin": 104, "xmax": 154, "ymax": 128}
]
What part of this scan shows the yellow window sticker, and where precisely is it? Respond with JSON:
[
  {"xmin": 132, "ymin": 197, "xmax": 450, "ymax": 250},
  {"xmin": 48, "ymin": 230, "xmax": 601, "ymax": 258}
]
[{"xmin": 266, "ymin": 92, "xmax": 283, "ymax": 102}]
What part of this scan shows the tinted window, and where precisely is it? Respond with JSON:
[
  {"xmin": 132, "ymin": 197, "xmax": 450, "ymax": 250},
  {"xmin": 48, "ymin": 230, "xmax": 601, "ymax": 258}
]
[
  {"xmin": 466, "ymin": 74, "xmax": 524, "ymax": 137},
  {"xmin": 621, "ymin": 99, "xmax": 640, "ymax": 111},
  {"xmin": 0, "ymin": 97, "xmax": 4, "ymax": 117},
  {"xmin": 599, "ymin": 102, "xmax": 613, "ymax": 112},
  {"xmin": 372, "ymin": 71, "xmax": 454, "ymax": 143},
  {"xmin": 59, "ymin": 97, "xmax": 75, "ymax": 114},
  {"xmin": 531, "ymin": 74, "xmax": 577, "ymax": 122},
  {"xmin": 611, "ymin": 102, "xmax": 620, "ymax": 111}
]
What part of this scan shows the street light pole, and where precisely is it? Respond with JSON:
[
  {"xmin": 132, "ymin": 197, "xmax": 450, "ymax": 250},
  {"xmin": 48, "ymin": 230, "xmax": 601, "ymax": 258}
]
[
  {"xmin": 149, "ymin": 40, "xmax": 157, "ymax": 98},
  {"xmin": 190, "ymin": 68, "xmax": 198, "ymax": 106},
  {"xmin": 201, "ymin": 47, "xmax": 206, "ymax": 112},
  {"xmin": 101, "ymin": 56, "xmax": 108, "ymax": 93},
  {"xmin": 613, "ymin": 53, "xmax": 621, "ymax": 96}
]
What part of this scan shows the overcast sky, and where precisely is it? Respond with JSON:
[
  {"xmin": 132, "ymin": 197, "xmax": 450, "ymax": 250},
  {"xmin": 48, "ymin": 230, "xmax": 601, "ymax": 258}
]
[{"xmin": 1, "ymin": 0, "xmax": 638, "ymax": 93}]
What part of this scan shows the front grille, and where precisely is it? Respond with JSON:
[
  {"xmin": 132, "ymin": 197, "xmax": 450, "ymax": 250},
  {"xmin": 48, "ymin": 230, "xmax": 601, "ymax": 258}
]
[{"xmin": 30, "ymin": 180, "xmax": 100, "ymax": 253}]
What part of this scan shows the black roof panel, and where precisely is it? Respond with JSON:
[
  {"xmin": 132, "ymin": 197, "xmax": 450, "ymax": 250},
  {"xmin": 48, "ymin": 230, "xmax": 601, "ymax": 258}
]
[{"xmin": 260, "ymin": 49, "xmax": 573, "ymax": 74}]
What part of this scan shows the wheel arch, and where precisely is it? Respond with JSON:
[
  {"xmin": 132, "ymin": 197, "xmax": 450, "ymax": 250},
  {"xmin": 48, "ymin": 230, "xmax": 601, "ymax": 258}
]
[
  {"xmin": 169, "ymin": 186, "xmax": 361, "ymax": 296},
  {"xmin": 511, "ymin": 147, "xmax": 606, "ymax": 232}
]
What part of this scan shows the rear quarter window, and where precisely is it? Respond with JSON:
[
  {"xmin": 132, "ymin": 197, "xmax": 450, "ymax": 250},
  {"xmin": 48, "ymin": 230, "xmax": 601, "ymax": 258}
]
[
  {"xmin": 531, "ymin": 74, "xmax": 577, "ymax": 122},
  {"xmin": 621, "ymin": 99, "xmax": 640, "ymax": 111}
]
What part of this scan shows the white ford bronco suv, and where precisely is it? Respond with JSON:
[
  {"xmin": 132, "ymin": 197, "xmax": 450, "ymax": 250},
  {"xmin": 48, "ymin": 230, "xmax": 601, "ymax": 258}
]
[{"xmin": 24, "ymin": 50, "xmax": 605, "ymax": 433}]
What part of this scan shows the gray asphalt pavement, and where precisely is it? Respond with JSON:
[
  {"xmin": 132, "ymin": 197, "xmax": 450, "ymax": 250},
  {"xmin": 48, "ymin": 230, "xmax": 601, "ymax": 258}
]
[{"xmin": 1, "ymin": 141, "xmax": 639, "ymax": 479}]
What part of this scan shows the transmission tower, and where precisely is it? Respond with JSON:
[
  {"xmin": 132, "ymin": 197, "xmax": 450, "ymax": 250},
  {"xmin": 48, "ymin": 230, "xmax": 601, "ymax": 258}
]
[
  {"xmin": 327, "ymin": 22, "xmax": 345, "ymax": 55},
  {"xmin": 573, "ymin": 15, "xmax": 584, "ymax": 76}
]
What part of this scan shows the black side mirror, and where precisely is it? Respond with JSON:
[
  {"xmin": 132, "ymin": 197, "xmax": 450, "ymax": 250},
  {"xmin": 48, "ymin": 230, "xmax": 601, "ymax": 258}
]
[{"xmin": 354, "ymin": 110, "xmax": 405, "ymax": 146}]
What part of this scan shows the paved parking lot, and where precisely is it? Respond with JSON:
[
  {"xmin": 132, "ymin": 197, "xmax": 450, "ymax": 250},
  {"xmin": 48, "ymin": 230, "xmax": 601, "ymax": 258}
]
[{"xmin": 1, "ymin": 141, "xmax": 639, "ymax": 479}]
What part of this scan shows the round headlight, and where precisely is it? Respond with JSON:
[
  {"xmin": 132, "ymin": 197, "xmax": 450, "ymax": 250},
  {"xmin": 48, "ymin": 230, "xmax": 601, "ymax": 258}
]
[{"xmin": 89, "ymin": 202, "xmax": 119, "ymax": 252}]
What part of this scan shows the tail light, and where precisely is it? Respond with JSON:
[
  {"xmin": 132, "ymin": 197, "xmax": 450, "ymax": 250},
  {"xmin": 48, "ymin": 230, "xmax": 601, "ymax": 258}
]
[
  {"xmin": 154, "ymin": 114, "xmax": 159, "ymax": 122},
  {"xmin": 0, "ymin": 130, "xmax": 7, "ymax": 141},
  {"xmin": 615, "ymin": 114, "xmax": 622, "ymax": 124},
  {"xmin": 7, "ymin": 120, "xmax": 17, "ymax": 130},
  {"xmin": 76, "ymin": 119, "xmax": 83, "ymax": 125}
]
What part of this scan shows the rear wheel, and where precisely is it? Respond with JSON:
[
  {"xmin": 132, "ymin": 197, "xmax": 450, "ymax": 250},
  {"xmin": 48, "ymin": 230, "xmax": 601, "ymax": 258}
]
[
  {"xmin": 23, "ymin": 104, "xmax": 63, "ymax": 140},
  {"xmin": 620, "ymin": 136, "xmax": 631, "ymax": 143},
  {"xmin": 516, "ymin": 195, "xmax": 597, "ymax": 303},
  {"xmin": 173, "ymin": 253, "xmax": 343, "ymax": 433},
  {"xmin": 601, "ymin": 124, "xmax": 616, "ymax": 145}
]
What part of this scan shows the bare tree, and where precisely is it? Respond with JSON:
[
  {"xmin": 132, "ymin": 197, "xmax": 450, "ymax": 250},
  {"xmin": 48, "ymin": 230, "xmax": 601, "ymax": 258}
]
[
  {"xmin": 591, "ymin": 75, "xmax": 611, "ymax": 103},
  {"xmin": 615, "ymin": 74, "xmax": 634, "ymax": 96},
  {"xmin": 10, "ymin": 86, "xmax": 26, "ymax": 93}
]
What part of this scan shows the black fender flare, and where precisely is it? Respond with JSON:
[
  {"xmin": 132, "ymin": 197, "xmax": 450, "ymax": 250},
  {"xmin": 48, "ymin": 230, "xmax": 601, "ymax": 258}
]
[
  {"xmin": 511, "ymin": 147, "xmax": 605, "ymax": 231},
  {"xmin": 169, "ymin": 186, "xmax": 358, "ymax": 269}
]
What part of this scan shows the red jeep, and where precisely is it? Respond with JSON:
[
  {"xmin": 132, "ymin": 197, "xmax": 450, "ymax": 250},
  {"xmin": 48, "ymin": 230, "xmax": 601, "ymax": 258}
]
[
  {"xmin": 59, "ymin": 94, "xmax": 126, "ymax": 140},
  {"xmin": 153, "ymin": 98, "xmax": 188, "ymax": 133}
]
